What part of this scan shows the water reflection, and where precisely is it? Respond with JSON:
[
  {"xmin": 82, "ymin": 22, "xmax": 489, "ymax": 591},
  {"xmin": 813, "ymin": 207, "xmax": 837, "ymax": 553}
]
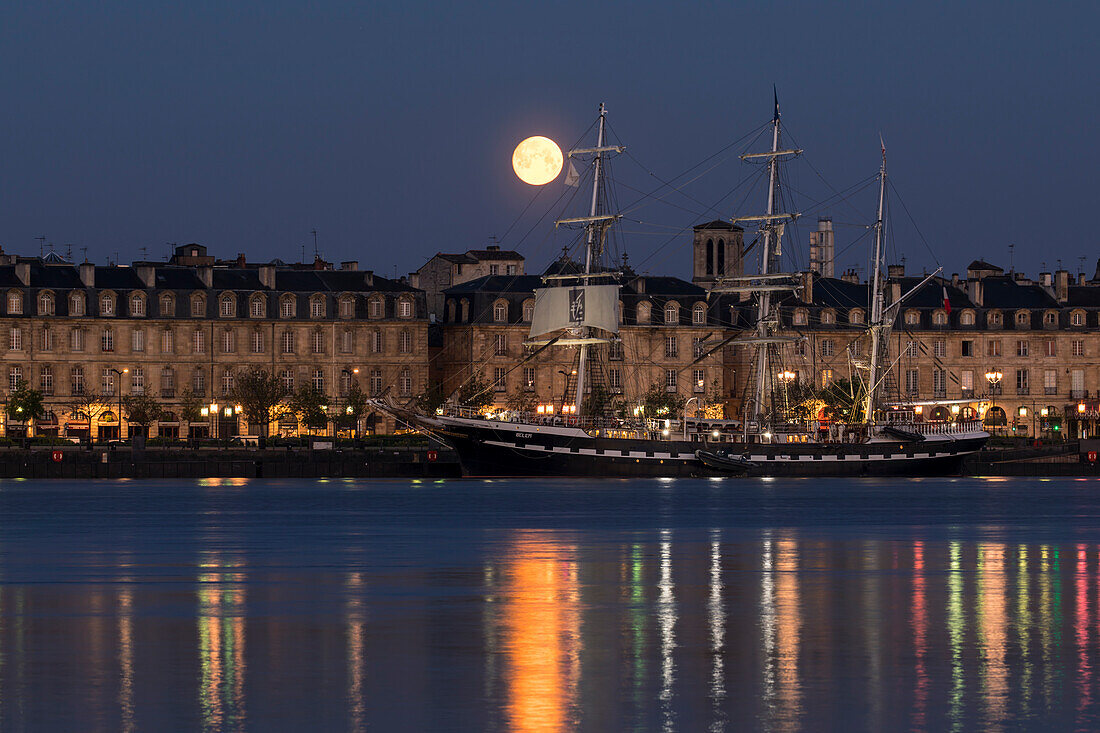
[
  {"xmin": 2, "ymin": 479, "xmax": 1100, "ymax": 730},
  {"xmin": 498, "ymin": 530, "xmax": 580, "ymax": 733},
  {"xmin": 197, "ymin": 552, "xmax": 246, "ymax": 731}
]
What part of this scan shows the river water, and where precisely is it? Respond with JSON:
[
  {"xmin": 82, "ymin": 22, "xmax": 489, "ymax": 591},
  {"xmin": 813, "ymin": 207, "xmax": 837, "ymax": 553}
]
[{"xmin": 0, "ymin": 476, "xmax": 1097, "ymax": 731}]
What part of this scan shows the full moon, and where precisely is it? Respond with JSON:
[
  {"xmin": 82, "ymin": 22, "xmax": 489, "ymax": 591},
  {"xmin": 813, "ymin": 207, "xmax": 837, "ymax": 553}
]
[{"xmin": 512, "ymin": 136, "xmax": 564, "ymax": 185}]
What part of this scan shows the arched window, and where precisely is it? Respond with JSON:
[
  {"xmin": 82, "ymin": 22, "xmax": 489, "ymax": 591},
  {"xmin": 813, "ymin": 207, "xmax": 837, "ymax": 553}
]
[
  {"xmin": 849, "ymin": 309, "xmax": 864, "ymax": 325},
  {"xmin": 716, "ymin": 239, "xmax": 725, "ymax": 275},
  {"xmin": 397, "ymin": 298, "xmax": 413, "ymax": 318},
  {"xmin": 7, "ymin": 290, "xmax": 23, "ymax": 315},
  {"xmin": 339, "ymin": 296, "xmax": 354, "ymax": 318},
  {"xmin": 280, "ymin": 296, "xmax": 296, "ymax": 319},
  {"xmin": 368, "ymin": 297, "xmax": 384, "ymax": 319},
  {"xmin": 100, "ymin": 292, "xmax": 115, "ymax": 316},
  {"xmin": 959, "ymin": 310, "xmax": 975, "ymax": 326},
  {"xmin": 821, "ymin": 309, "xmax": 835, "ymax": 325},
  {"xmin": 988, "ymin": 311, "xmax": 1003, "ymax": 326},
  {"xmin": 190, "ymin": 294, "xmax": 205, "ymax": 317},
  {"xmin": 493, "ymin": 300, "xmax": 508, "ymax": 323},
  {"xmin": 1015, "ymin": 310, "xmax": 1030, "ymax": 327},
  {"xmin": 70, "ymin": 292, "xmax": 86, "ymax": 316},
  {"xmin": 904, "ymin": 310, "xmax": 920, "ymax": 325},
  {"xmin": 522, "ymin": 299, "xmax": 535, "ymax": 322},
  {"xmin": 792, "ymin": 309, "xmax": 808, "ymax": 326},
  {"xmin": 705, "ymin": 239, "xmax": 714, "ymax": 276},
  {"xmin": 1071, "ymin": 310, "xmax": 1085, "ymax": 326},
  {"xmin": 250, "ymin": 295, "xmax": 265, "ymax": 318},
  {"xmin": 692, "ymin": 303, "xmax": 706, "ymax": 325},
  {"xmin": 131, "ymin": 293, "xmax": 146, "ymax": 317},
  {"xmin": 310, "ymin": 295, "xmax": 325, "ymax": 319},
  {"xmin": 932, "ymin": 310, "xmax": 948, "ymax": 325},
  {"xmin": 39, "ymin": 291, "xmax": 54, "ymax": 316},
  {"xmin": 160, "ymin": 293, "xmax": 174, "ymax": 316},
  {"xmin": 460, "ymin": 299, "xmax": 469, "ymax": 322},
  {"xmin": 447, "ymin": 300, "xmax": 457, "ymax": 323},
  {"xmin": 664, "ymin": 302, "xmax": 678, "ymax": 325},
  {"xmin": 636, "ymin": 302, "xmax": 651, "ymax": 324},
  {"xmin": 220, "ymin": 294, "xmax": 236, "ymax": 318}
]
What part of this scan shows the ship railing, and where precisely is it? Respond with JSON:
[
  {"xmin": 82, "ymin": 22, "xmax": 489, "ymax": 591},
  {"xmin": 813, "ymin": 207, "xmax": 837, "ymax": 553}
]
[
  {"xmin": 881, "ymin": 420, "xmax": 984, "ymax": 435},
  {"xmin": 439, "ymin": 405, "xmax": 649, "ymax": 432}
]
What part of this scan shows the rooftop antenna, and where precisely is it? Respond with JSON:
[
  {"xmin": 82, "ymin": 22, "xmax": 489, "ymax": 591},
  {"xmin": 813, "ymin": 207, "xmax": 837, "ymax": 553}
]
[
  {"xmin": 35, "ymin": 235, "xmax": 46, "ymax": 257},
  {"xmin": 113, "ymin": 251, "xmax": 119, "ymax": 266},
  {"xmin": 139, "ymin": 246, "xmax": 148, "ymax": 262},
  {"xmin": 65, "ymin": 243, "xmax": 72, "ymax": 261},
  {"xmin": 311, "ymin": 229, "xmax": 318, "ymax": 258},
  {"xmin": 80, "ymin": 247, "xmax": 88, "ymax": 263},
  {"xmin": 1079, "ymin": 256, "xmax": 1086, "ymax": 274},
  {"xmin": 1008, "ymin": 243, "xmax": 1015, "ymax": 272}
]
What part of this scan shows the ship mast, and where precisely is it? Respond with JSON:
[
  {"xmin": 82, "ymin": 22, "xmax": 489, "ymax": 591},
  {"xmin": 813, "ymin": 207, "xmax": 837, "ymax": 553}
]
[
  {"xmin": 573, "ymin": 103, "xmax": 607, "ymax": 414},
  {"xmin": 862, "ymin": 142, "xmax": 888, "ymax": 425}
]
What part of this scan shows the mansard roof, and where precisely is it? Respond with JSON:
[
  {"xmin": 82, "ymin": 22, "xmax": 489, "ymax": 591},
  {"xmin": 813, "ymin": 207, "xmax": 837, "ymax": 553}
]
[{"xmin": 979, "ymin": 276, "xmax": 1059, "ymax": 309}]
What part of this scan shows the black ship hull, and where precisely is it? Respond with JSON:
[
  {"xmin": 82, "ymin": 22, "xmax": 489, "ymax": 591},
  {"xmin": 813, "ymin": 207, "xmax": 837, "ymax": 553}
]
[{"xmin": 432, "ymin": 416, "xmax": 988, "ymax": 478}]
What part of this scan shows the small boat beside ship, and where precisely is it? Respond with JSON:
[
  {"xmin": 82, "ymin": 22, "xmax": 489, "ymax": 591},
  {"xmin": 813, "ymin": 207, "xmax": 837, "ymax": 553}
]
[{"xmin": 378, "ymin": 96, "xmax": 989, "ymax": 477}]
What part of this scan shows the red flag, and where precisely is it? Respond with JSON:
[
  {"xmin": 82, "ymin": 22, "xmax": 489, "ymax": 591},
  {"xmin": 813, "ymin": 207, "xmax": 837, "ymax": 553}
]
[{"xmin": 942, "ymin": 286, "xmax": 952, "ymax": 314}]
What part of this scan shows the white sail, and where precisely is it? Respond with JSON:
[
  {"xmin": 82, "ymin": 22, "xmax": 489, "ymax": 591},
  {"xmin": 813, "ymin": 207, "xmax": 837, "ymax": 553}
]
[{"xmin": 528, "ymin": 284, "xmax": 620, "ymax": 338}]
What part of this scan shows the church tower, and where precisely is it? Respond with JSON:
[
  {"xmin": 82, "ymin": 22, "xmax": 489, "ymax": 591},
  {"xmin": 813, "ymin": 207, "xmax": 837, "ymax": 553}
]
[
  {"xmin": 691, "ymin": 220, "xmax": 744, "ymax": 287},
  {"xmin": 809, "ymin": 217, "xmax": 835, "ymax": 277}
]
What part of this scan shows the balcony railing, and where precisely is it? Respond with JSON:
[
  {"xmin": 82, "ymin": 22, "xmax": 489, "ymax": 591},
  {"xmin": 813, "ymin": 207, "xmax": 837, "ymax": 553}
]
[
  {"xmin": 1045, "ymin": 387, "xmax": 1058, "ymax": 395},
  {"xmin": 1071, "ymin": 389, "xmax": 1088, "ymax": 399}
]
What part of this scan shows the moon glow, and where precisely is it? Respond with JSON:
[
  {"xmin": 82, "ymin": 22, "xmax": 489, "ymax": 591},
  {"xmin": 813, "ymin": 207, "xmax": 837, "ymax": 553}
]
[{"xmin": 512, "ymin": 136, "xmax": 564, "ymax": 185}]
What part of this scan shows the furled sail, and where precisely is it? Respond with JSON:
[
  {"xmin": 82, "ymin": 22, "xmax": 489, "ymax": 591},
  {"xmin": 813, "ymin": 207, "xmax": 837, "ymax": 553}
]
[{"xmin": 528, "ymin": 284, "xmax": 619, "ymax": 338}]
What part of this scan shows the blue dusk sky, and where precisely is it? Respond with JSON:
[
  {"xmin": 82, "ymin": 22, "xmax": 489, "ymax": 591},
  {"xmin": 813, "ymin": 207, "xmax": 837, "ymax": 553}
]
[{"xmin": 0, "ymin": 1, "xmax": 1096, "ymax": 281}]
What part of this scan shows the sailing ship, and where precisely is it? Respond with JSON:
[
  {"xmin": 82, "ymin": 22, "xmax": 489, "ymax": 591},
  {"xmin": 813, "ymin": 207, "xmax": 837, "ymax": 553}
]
[{"xmin": 379, "ymin": 99, "xmax": 989, "ymax": 477}]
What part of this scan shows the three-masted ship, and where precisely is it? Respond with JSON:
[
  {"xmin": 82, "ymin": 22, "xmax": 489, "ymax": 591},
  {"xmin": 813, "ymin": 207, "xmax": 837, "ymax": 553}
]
[{"xmin": 380, "ymin": 99, "xmax": 988, "ymax": 477}]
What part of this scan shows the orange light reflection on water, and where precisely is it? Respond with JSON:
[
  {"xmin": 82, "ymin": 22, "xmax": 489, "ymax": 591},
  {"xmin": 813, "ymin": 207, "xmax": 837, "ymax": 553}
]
[{"xmin": 501, "ymin": 531, "xmax": 579, "ymax": 733}]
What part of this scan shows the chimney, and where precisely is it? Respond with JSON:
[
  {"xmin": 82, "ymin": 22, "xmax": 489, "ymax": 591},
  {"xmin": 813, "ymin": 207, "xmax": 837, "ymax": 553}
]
[
  {"xmin": 197, "ymin": 265, "xmax": 213, "ymax": 289},
  {"xmin": 1079, "ymin": 272, "xmax": 1087, "ymax": 286},
  {"xmin": 134, "ymin": 264, "xmax": 155, "ymax": 288},
  {"xmin": 1039, "ymin": 272, "xmax": 1052, "ymax": 287},
  {"xmin": 80, "ymin": 262, "xmax": 95, "ymax": 287},
  {"xmin": 236, "ymin": 253, "xmax": 246, "ymax": 268},
  {"xmin": 258, "ymin": 264, "xmax": 275, "ymax": 290},
  {"xmin": 364, "ymin": 270, "xmax": 374, "ymax": 287},
  {"xmin": 951, "ymin": 273, "xmax": 960, "ymax": 287},
  {"xmin": 1055, "ymin": 270, "xmax": 1069, "ymax": 303},
  {"xmin": 889, "ymin": 280, "xmax": 901, "ymax": 305},
  {"xmin": 340, "ymin": 261, "xmax": 359, "ymax": 271},
  {"xmin": 801, "ymin": 271, "xmax": 813, "ymax": 303},
  {"xmin": 841, "ymin": 268, "xmax": 859, "ymax": 284},
  {"xmin": 14, "ymin": 262, "xmax": 30, "ymax": 286},
  {"xmin": 887, "ymin": 264, "xmax": 905, "ymax": 278},
  {"xmin": 967, "ymin": 278, "xmax": 983, "ymax": 307}
]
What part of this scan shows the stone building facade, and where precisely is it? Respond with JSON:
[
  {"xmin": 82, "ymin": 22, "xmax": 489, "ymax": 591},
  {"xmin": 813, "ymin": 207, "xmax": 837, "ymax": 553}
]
[
  {"xmin": 0, "ymin": 245, "xmax": 428, "ymax": 439},
  {"xmin": 412, "ymin": 245, "xmax": 524, "ymax": 321}
]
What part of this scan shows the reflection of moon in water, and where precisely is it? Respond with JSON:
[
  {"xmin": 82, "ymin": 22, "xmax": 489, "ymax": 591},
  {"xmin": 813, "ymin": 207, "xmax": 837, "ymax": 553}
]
[{"xmin": 512, "ymin": 136, "xmax": 564, "ymax": 185}]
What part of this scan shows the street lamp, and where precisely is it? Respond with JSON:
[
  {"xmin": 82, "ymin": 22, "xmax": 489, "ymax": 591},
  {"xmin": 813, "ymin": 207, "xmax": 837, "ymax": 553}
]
[
  {"xmin": 777, "ymin": 370, "xmax": 796, "ymax": 420},
  {"xmin": 109, "ymin": 368, "xmax": 128, "ymax": 442},
  {"xmin": 985, "ymin": 370, "xmax": 1003, "ymax": 434},
  {"xmin": 209, "ymin": 402, "xmax": 219, "ymax": 441},
  {"xmin": 683, "ymin": 396, "xmax": 699, "ymax": 440}
]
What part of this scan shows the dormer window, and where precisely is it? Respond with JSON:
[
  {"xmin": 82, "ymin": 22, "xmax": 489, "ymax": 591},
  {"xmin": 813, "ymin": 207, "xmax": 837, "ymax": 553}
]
[
  {"xmin": 849, "ymin": 309, "xmax": 864, "ymax": 325},
  {"xmin": 190, "ymin": 294, "xmax": 205, "ymax": 317},
  {"xmin": 220, "ymin": 294, "xmax": 236, "ymax": 318},
  {"xmin": 820, "ymin": 309, "xmax": 835, "ymax": 325},
  {"xmin": 368, "ymin": 297, "xmax": 384, "ymax": 319},
  {"xmin": 1015, "ymin": 310, "xmax": 1030, "ymax": 327},
  {"xmin": 280, "ymin": 295, "xmax": 296, "ymax": 319},
  {"xmin": 792, "ymin": 309, "xmax": 807, "ymax": 326},
  {"xmin": 339, "ymin": 296, "xmax": 354, "ymax": 318},
  {"xmin": 7, "ymin": 291, "xmax": 22, "ymax": 315},
  {"xmin": 131, "ymin": 293, "xmax": 146, "ymax": 317},
  {"xmin": 664, "ymin": 302, "xmax": 679, "ymax": 325},
  {"xmin": 522, "ymin": 299, "xmax": 535, "ymax": 323},
  {"xmin": 398, "ymin": 298, "xmax": 413, "ymax": 319},
  {"xmin": 988, "ymin": 311, "xmax": 1003, "ymax": 327},
  {"xmin": 160, "ymin": 293, "xmax": 174, "ymax": 316},
  {"xmin": 100, "ymin": 293, "xmax": 115, "ymax": 316},
  {"xmin": 250, "ymin": 295, "xmax": 266, "ymax": 318},
  {"xmin": 310, "ymin": 295, "xmax": 325, "ymax": 319},
  {"xmin": 960, "ymin": 310, "xmax": 975, "ymax": 326},
  {"xmin": 1044, "ymin": 310, "xmax": 1058, "ymax": 327},
  {"xmin": 70, "ymin": 292, "xmax": 86, "ymax": 317},
  {"xmin": 493, "ymin": 300, "xmax": 508, "ymax": 323},
  {"xmin": 904, "ymin": 310, "xmax": 920, "ymax": 325},
  {"xmin": 932, "ymin": 310, "xmax": 948, "ymax": 325},
  {"xmin": 692, "ymin": 303, "xmax": 706, "ymax": 325},
  {"xmin": 637, "ymin": 302, "xmax": 651, "ymax": 324},
  {"xmin": 1071, "ymin": 310, "xmax": 1086, "ymax": 327}
]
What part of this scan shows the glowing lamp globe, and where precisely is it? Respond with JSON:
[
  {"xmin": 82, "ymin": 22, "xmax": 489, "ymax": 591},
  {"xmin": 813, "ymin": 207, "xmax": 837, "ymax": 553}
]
[{"xmin": 512, "ymin": 136, "xmax": 563, "ymax": 185}]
